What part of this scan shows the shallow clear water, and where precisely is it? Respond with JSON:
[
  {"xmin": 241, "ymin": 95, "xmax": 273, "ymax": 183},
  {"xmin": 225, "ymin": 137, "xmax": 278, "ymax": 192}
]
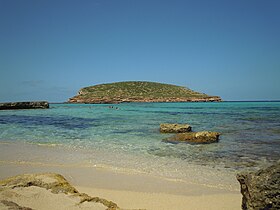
[{"xmin": 0, "ymin": 102, "xmax": 280, "ymax": 183}]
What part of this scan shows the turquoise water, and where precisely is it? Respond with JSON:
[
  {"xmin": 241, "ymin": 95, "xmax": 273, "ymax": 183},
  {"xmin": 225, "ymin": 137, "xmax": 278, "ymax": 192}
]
[{"xmin": 0, "ymin": 102, "xmax": 279, "ymax": 178}]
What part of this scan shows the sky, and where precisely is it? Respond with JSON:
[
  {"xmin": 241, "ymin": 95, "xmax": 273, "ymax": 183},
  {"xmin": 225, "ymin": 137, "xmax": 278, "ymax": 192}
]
[{"xmin": 0, "ymin": 0, "xmax": 280, "ymax": 102}]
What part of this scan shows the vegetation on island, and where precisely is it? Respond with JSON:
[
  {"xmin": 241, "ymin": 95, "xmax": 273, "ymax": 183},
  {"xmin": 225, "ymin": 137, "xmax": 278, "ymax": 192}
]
[{"xmin": 68, "ymin": 81, "xmax": 221, "ymax": 103}]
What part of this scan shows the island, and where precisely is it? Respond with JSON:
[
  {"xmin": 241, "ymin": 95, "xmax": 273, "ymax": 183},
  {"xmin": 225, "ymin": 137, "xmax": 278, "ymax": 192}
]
[{"xmin": 68, "ymin": 81, "xmax": 221, "ymax": 104}]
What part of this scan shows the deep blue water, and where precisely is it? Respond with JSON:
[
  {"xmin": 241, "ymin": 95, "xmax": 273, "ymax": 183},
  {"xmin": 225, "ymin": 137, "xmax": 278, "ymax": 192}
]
[{"xmin": 0, "ymin": 102, "xmax": 279, "ymax": 173}]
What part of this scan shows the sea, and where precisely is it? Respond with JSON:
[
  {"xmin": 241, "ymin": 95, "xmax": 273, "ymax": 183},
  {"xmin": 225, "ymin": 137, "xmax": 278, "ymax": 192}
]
[{"xmin": 0, "ymin": 102, "xmax": 279, "ymax": 189}]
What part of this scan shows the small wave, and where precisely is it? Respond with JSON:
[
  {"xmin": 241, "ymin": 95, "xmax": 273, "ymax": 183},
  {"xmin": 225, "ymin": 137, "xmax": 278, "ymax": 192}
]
[{"xmin": 28, "ymin": 142, "xmax": 63, "ymax": 147}]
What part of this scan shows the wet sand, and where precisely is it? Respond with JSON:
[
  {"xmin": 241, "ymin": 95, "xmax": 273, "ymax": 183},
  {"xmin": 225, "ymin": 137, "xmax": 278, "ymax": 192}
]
[{"xmin": 0, "ymin": 142, "xmax": 241, "ymax": 210}]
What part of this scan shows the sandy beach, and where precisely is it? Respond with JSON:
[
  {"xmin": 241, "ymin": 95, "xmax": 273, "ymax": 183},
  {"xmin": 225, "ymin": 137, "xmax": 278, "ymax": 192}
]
[
  {"xmin": 77, "ymin": 187, "xmax": 241, "ymax": 210},
  {"xmin": 0, "ymin": 162, "xmax": 241, "ymax": 210},
  {"xmin": 0, "ymin": 142, "xmax": 241, "ymax": 210}
]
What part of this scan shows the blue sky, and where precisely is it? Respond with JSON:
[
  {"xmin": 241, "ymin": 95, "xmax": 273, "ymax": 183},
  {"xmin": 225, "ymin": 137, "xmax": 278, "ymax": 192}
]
[{"xmin": 0, "ymin": 0, "xmax": 279, "ymax": 102}]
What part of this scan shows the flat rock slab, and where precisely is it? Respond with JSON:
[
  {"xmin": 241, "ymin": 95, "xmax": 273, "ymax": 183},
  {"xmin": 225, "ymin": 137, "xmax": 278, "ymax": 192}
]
[
  {"xmin": 164, "ymin": 131, "xmax": 220, "ymax": 144},
  {"xmin": 0, "ymin": 101, "xmax": 49, "ymax": 110},
  {"xmin": 160, "ymin": 123, "xmax": 192, "ymax": 133},
  {"xmin": 0, "ymin": 173, "xmax": 139, "ymax": 210},
  {"xmin": 236, "ymin": 162, "xmax": 280, "ymax": 210}
]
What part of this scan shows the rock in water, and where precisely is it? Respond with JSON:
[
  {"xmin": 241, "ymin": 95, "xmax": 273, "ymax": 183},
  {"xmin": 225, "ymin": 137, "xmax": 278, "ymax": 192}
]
[
  {"xmin": 0, "ymin": 101, "xmax": 49, "ymax": 110},
  {"xmin": 236, "ymin": 162, "xmax": 280, "ymax": 210},
  {"xmin": 160, "ymin": 123, "xmax": 192, "ymax": 133},
  {"xmin": 164, "ymin": 131, "xmax": 220, "ymax": 144}
]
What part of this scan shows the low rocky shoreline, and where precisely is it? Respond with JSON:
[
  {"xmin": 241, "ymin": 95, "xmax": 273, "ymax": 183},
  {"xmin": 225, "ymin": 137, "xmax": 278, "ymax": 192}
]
[
  {"xmin": 0, "ymin": 101, "xmax": 49, "ymax": 110},
  {"xmin": 68, "ymin": 96, "xmax": 222, "ymax": 104}
]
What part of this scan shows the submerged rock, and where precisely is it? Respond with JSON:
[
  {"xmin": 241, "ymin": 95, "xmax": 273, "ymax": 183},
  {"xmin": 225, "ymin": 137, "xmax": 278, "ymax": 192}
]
[
  {"xmin": 236, "ymin": 162, "xmax": 280, "ymax": 210},
  {"xmin": 164, "ymin": 131, "xmax": 220, "ymax": 144},
  {"xmin": 0, "ymin": 173, "xmax": 120, "ymax": 210},
  {"xmin": 160, "ymin": 123, "xmax": 192, "ymax": 133},
  {"xmin": 0, "ymin": 101, "xmax": 49, "ymax": 110}
]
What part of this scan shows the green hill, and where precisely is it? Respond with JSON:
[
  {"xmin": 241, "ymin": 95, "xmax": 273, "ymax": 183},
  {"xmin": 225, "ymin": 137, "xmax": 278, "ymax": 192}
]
[{"xmin": 68, "ymin": 81, "xmax": 221, "ymax": 103}]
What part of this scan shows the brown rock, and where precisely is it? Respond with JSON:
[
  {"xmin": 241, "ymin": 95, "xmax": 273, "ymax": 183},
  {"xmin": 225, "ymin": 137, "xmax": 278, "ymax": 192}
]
[
  {"xmin": 0, "ymin": 173, "xmax": 119, "ymax": 210},
  {"xmin": 164, "ymin": 131, "xmax": 220, "ymax": 144},
  {"xmin": 236, "ymin": 162, "xmax": 280, "ymax": 210},
  {"xmin": 160, "ymin": 123, "xmax": 192, "ymax": 133}
]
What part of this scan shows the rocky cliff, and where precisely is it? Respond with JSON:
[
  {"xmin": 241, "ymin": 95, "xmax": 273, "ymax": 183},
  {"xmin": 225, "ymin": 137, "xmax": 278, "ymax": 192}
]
[{"xmin": 68, "ymin": 81, "xmax": 221, "ymax": 104}]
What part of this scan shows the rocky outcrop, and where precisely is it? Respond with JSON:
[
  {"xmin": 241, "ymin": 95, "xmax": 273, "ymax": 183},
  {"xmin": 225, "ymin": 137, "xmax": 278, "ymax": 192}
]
[
  {"xmin": 164, "ymin": 131, "xmax": 220, "ymax": 144},
  {"xmin": 0, "ymin": 101, "xmax": 49, "ymax": 110},
  {"xmin": 68, "ymin": 97, "xmax": 222, "ymax": 104},
  {"xmin": 0, "ymin": 173, "xmax": 120, "ymax": 210},
  {"xmin": 236, "ymin": 162, "xmax": 280, "ymax": 210},
  {"xmin": 160, "ymin": 123, "xmax": 192, "ymax": 133}
]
